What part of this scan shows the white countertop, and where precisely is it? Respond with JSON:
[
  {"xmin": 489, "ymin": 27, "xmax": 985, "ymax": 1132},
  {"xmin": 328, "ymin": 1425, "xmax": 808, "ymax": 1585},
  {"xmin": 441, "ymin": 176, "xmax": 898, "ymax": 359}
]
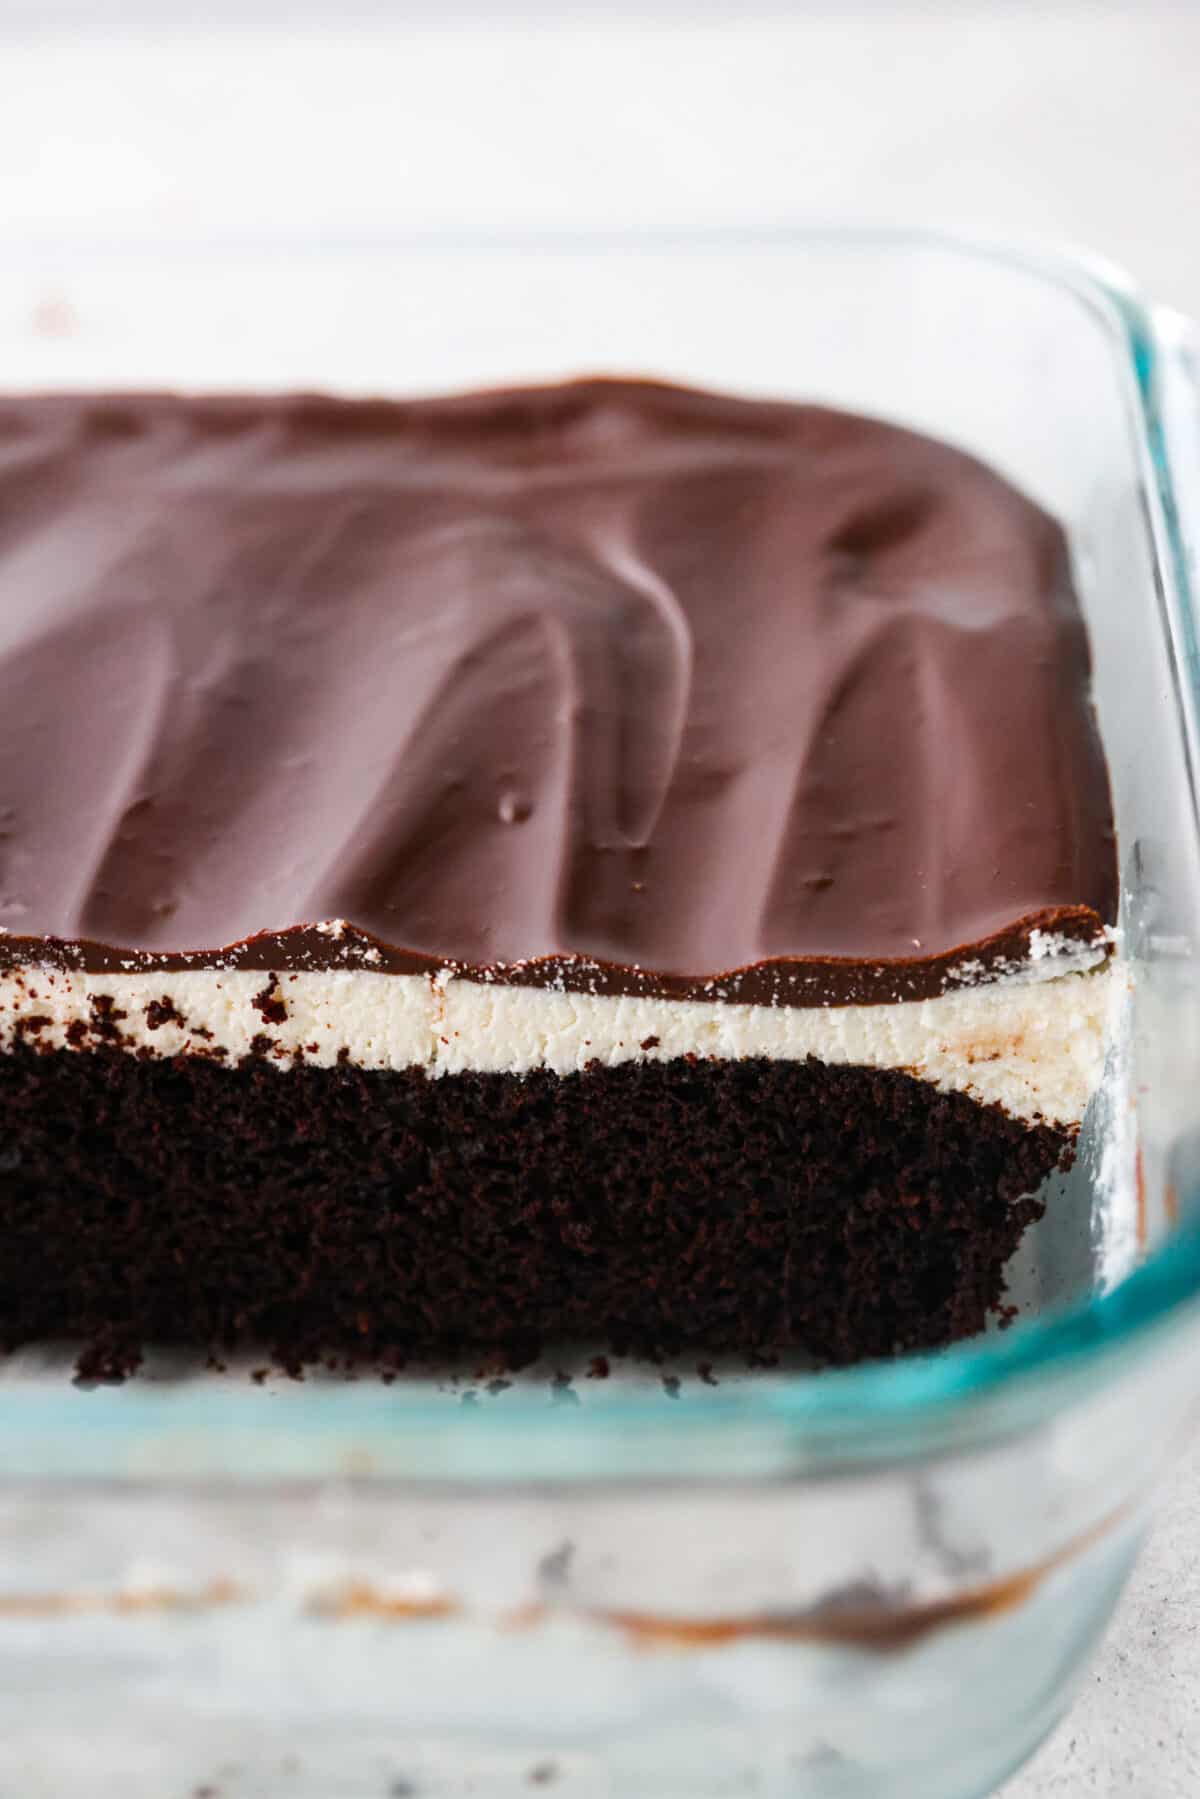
[
  {"xmin": 1001, "ymin": 1433, "xmax": 1200, "ymax": 1797},
  {"xmin": 3, "ymin": 5, "xmax": 1200, "ymax": 1792}
]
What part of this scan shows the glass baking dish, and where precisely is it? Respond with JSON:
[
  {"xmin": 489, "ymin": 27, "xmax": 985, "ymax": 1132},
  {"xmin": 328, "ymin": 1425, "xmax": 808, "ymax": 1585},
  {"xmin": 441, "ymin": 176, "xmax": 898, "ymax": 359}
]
[{"xmin": 0, "ymin": 229, "xmax": 1198, "ymax": 1799}]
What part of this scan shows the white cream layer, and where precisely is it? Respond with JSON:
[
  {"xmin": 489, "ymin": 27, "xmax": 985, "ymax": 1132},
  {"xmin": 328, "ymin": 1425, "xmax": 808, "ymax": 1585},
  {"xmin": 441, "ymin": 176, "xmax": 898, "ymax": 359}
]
[{"xmin": 0, "ymin": 958, "xmax": 1115, "ymax": 1127}]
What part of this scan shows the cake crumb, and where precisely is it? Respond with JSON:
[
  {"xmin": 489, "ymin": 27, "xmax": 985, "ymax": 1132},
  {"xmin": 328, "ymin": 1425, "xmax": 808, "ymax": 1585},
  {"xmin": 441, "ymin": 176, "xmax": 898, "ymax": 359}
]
[
  {"xmin": 528, "ymin": 1763, "xmax": 559, "ymax": 1786},
  {"xmin": 252, "ymin": 981, "xmax": 288, "ymax": 1026},
  {"xmin": 144, "ymin": 995, "xmax": 184, "ymax": 1031},
  {"xmin": 640, "ymin": 1035, "xmax": 660, "ymax": 1051},
  {"xmin": 586, "ymin": 1354, "xmax": 610, "ymax": 1380},
  {"xmin": 73, "ymin": 1337, "xmax": 142, "ymax": 1384},
  {"xmin": 88, "ymin": 994, "xmax": 127, "ymax": 1042}
]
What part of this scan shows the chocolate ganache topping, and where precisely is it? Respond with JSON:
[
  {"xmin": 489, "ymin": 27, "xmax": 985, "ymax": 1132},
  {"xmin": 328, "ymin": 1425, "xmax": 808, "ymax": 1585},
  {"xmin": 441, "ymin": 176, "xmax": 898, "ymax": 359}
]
[{"xmin": 0, "ymin": 381, "xmax": 1115, "ymax": 1005}]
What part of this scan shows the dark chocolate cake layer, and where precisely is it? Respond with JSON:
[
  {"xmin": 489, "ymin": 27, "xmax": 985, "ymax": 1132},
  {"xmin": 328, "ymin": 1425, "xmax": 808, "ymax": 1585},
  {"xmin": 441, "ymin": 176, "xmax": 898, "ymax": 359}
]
[
  {"xmin": 0, "ymin": 1044, "xmax": 1061, "ymax": 1374},
  {"xmin": 0, "ymin": 382, "xmax": 1114, "ymax": 1004}
]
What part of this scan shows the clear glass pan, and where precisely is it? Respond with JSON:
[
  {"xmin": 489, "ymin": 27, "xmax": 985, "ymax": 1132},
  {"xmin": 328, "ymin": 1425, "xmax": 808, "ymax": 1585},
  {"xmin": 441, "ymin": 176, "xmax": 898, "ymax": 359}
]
[{"xmin": 0, "ymin": 229, "xmax": 1198, "ymax": 1799}]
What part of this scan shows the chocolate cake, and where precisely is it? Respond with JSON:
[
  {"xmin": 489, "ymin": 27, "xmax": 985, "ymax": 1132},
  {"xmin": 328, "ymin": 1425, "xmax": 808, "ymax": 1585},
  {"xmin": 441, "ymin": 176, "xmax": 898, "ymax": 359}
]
[{"xmin": 0, "ymin": 381, "xmax": 1117, "ymax": 1372}]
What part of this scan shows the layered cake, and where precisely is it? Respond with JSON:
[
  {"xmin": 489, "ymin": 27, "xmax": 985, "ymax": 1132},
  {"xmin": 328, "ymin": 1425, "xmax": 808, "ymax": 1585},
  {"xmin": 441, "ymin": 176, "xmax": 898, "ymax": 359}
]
[{"xmin": 0, "ymin": 381, "xmax": 1116, "ymax": 1372}]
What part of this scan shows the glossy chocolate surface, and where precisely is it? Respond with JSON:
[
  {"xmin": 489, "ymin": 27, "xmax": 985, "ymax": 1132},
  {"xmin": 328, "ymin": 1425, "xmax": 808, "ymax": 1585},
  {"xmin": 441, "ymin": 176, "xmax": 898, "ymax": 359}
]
[{"xmin": 0, "ymin": 382, "xmax": 1116, "ymax": 1004}]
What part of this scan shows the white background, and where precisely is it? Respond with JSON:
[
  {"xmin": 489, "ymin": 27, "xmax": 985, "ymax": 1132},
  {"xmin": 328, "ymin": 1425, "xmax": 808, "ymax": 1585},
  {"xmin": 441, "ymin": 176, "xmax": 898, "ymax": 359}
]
[
  {"xmin": 2, "ymin": 3, "xmax": 1200, "ymax": 1792},
  {"xmin": 1, "ymin": 1, "xmax": 1200, "ymax": 320}
]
